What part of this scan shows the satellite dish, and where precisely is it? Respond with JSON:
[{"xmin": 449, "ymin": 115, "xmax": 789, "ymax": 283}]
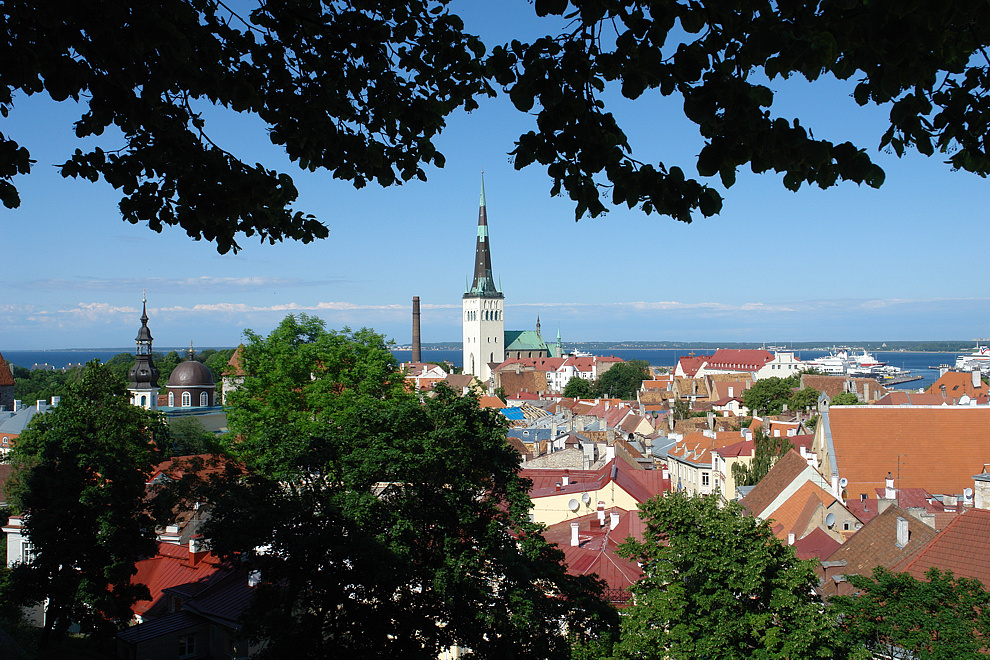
[
  {"xmin": 568, "ymin": 498, "xmax": 580, "ymax": 512},
  {"xmin": 839, "ymin": 477, "xmax": 848, "ymax": 488},
  {"xmin": 825, "ymin": 513, "xmax": 836, "ymax": 528},
  {"xmin": 964, "ymin": 488, "xmax": 974, "ymax": 501},
  {"xmin": 581, "ymin": 492, "xmax": 592, "ymax": 505}
]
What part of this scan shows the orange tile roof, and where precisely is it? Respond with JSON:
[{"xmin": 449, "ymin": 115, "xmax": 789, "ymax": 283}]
[
  {"xmin": 763, "ymin": 481, "xmax": 837, "ymax": 541},
  {"xmin": 739, "ymin": 450, "xmax": 816, "ymax": 518},
  {"xmin": 927, "ymin": 371, "xmax": 989, "ymax": 399},
  {"xmin": 825, "ymin": 407, "xmax": 990, "ymax": 497}
]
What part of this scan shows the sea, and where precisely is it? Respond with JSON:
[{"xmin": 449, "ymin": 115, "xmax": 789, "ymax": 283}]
[{"xmin": 7, "ymin": 348, "xmax": 950, "ymax": 390}]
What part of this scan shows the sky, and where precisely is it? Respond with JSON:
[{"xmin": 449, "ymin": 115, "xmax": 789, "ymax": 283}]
[{"xmin": 2, "ymin": 2, "xmax": 988, "ymax": 350}]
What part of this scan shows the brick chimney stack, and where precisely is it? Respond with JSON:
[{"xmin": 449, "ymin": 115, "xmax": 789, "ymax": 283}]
[{"xmin": 411, "ymin": 296, "xmax": 422, "ymax": 363}]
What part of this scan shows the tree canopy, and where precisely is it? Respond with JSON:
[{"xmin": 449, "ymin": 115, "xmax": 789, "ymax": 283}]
[
  {"xmin": 4, "ymin": 1, "xmax": 989, "ymax": 251},
  {"xmin": 833, "ymin": 567, "xmax": 990, "ymax": 660},
  {"xmin": 189, "ymin": 314, "xmax": 614, "ymax": 658},
  {"xmin": 611, "ymin": 492, "xmax": 841, "ymax": 660},
  {"xmin": 594, "ymin": 360, "xmax": 649, "ymax": 399},
  {"xmin": 563, "ymin": 374, "xmax": 594, "ymax": 398},
  {"xmin": 2, "ymin": 361, "xmax": 166, "ymax": 645}
]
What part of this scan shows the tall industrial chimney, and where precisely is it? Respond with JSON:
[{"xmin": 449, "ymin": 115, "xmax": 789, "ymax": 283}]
[{"xmin": 411, "ymin": 296, "xmax": 422, "ymax": 363}]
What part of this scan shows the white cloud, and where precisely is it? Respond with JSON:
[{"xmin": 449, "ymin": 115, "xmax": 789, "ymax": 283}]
[{"xmin": 15, "ymin": 276, "xmax": 338, "ymax": 291}]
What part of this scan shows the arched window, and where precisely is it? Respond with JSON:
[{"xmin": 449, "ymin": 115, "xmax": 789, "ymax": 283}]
[
  {"xmin": 168, "ymin": 392, "xmax": 175, "ymax": 407},
  {"xmin": 181, "ymin": 392, "xmax": 191, "ymax": 407},
  {"xmin": 140, "ymin": 395, "xmax": 147, "ymax": 407},
  {"xmin": 200, "ymin": 391, "xmax": 209, "ymax": 407}
]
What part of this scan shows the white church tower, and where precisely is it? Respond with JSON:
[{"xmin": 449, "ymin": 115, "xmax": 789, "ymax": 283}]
[
  {"xmin": 462, "ymin": 176, "xmax": 504, "ymax": 383},
  {"xmin": 127, "ymin": 294, "xmax": 160, "ymax": 410}
]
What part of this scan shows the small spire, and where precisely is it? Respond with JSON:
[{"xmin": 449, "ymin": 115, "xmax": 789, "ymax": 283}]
[
  {"xmin": 188, "ymin": 341, "xmax": 195, "ymax": 361},
  {"xmin": 480, "ymin": 171, "xmax": 486, "ymax": 208}
]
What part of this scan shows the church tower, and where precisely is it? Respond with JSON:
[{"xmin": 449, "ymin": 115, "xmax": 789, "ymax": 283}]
[
  {"xmin": 127, "ymin": 294, "xmax": 160, "ymax": 410},
  {"xmin": 462, "ymin": 175, "xmax": 504, "ymax": 382}
]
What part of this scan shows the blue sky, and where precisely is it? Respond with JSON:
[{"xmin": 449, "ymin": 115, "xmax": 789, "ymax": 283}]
[{"xmin": 1, "ymin": 2, "xmax": 988, "ymax": 350}]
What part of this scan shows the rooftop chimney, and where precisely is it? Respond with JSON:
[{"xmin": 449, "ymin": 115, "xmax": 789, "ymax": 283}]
[
  {"xmin": 610, "ymin": 511, "xmax": 620, "ymax": 530},
  {"xmin": 885, "ymin": 472, "xmax": 896, "ymax": 500},
  {"xmin": 974, "ymin": 370, "xmax": 982, "ymax": 389},
  {"xmin": 787, "ymin": 532, "xmax": 795, "ymax": 545},
  {"xmin": 895, "ymin": 517, "xmax": 909, "ymax": 547},
  {"xmin": 570, "ymin": 522, "xmax": 580, "ymax": 547},
  {"xmin": 411, "ymin": 296, "xmax": 422, "ymax": 363},
  {"xmin": 189, "ymin": 535, "xmax": 208, "ymax": 565}
]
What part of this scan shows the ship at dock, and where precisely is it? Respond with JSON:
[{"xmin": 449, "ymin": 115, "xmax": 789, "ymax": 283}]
[{"xmin": 805, "ymin": 349, "xmax": 919, "ymax": 385}]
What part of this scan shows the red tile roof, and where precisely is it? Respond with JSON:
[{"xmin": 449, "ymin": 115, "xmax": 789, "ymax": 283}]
[
  {"xmin": 542, "ymin": 508, "xmax": 644, "ymax": 604},
  {"xmin": 705, "ymin": 349, "xmax": 775, "ymax": 371},
  {"xmin": 676, "ymin": 355, "xmax": 711, "ymax": 377},
  {"xmin": 523, "ymin": 460, "xmax": 667, "ymax": 504},
  {"xmin": 927, "ymin": 371, "xmax": 989, "ymax": 399},
  {"xmin": 739, "ymin": 450, "xmax": 818, "ymax": 518},
  {"xmin": 130, "ymin": 542, "xmax": 227, "ymax": 618},
  {"xmin": 0, "ymin": 353, "xmax": 14, "ymax": 387},
  {"xmin": 893, "ymin": 508, "xmax": 990, "ymax": 586},
  {"xmin": 792, "ymin": 526, "xmax": 841, "ymax": 561}
]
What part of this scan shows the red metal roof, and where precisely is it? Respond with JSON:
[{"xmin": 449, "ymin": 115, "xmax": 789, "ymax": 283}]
[{"xmin": 130, "ymin": 542, "xmax": 226, "ymax": 618}]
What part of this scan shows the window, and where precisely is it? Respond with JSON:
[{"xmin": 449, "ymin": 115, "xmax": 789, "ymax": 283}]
[
  {"xmin": 843, "ymin": 522, "xmax": 850, "ymax": 531},
  {"xmin": 178, "ymin": 634, "xmax": 196, "ymax": 657},
  {"xmin": 701, "ymin": 472, "xmax": 710, "ymax": 486},
  {"xmin": 168, "ymin": 392, "xmax": 175, "ymax": 407},
  {"xmin": 200, "ymin": 391, "xmax": 209, "ymax": 406},
  {"xmin": 181, "ymin": 392, "xmax": 191, "ymax": 407}
]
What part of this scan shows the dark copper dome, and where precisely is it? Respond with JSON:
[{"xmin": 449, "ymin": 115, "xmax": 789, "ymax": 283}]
[{"xmin": 167, "ymin": 360, "xmax": 214, "ymax": 388}]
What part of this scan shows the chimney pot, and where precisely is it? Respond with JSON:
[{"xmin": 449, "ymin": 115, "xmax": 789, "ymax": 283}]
[
  {"xmin": 896, "ymin": 517, "xmax": 909, "ymax": 547},
  {"xmin": 610, "ymin": 511, "xmax": 620, "ymax": 530},
  {"xmin": 570, "ymin": 522, "xmax": 580, "ymax": 547},
  {"xmin": 787, "ymin": 532, "xmax": 795, "ymax": 545}
]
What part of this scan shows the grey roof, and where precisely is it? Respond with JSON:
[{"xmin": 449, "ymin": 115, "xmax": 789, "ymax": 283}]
[{"xmin": 0, "ymin": 400, "xmax": 57, "ymax": 435}]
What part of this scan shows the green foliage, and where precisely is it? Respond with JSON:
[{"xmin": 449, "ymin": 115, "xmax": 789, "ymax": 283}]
[
  {"xmin": 563, "ymin": 375, "xmax": 594, "ymax": 398},
  {"xmin": 12, "ymin": 365, "xmax": 81, "ymax": 406},
  {"xmin": 2, "ymin": 362, "xmax": 166, "ymax": 645},
  {"xmin": 593, "ymin": 360, "xmax": 649, "ymax": 399},
  {"xmin": 671, "ymin": 398, "xmax": 690, "ymax": 421},
  {"xmin": 833, "ymin": 567, "xmax": 990, "ymax": 660},
  {"xmin": 155, "ymin": 350, "xmax": 181, "ymax": 389},
  {"xmin": 191, "ymin": 314, "xmax": 614, "ymax": 657},
  {"xmin": 166, "ymin": 416, "xmax": 221, "ymax": 457},
  {"xmin": 731, "ymin": 427, "xmax": 794, "ymax": 488},
  {"xmin": 491, "ymin": 1, "xmax": 989, "ymax": 224},
  {"xmin": 741, "ymin": 377, "xmax": 794, "ymax": 415},
  {"xmin": 831, "ymin": 392, "xmax": 863, "ymax": 405},
  {"xmin": 614, "ymin": 493, "xmax": 841, "ymax": 660},
  {"xmin": 789, "ymin": 386, "xmax": 820, "ymax": 411},
  {"xmin": 1, "ymin": 0, "xmax": 491, "ymax": 253}
]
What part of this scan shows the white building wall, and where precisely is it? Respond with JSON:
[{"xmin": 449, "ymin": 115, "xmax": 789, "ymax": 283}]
[{"xmin": 462, "ymin": 296, "xmax": 504, "ymax": 383}]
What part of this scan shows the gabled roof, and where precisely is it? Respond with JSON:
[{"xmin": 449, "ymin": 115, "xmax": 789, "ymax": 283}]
[
  {"xmin": 739, "ymin": 449, "xmax": 821, "ymax": 519},
  {"xmin": 676, "ymin": 355, "xmax": 710, "ymax": 378},
  {"xmin": 892, "ymin": 508, "xmax": 990, "ymax": 586},
  {"xmin": 792, "ymin": 527, "xmax": 842, "ymax": 561},
  {"xmin": 764, "ymin": 480, "xmax": 837, "ymax": 541},
  {"xmin": 825, "ymin": 406, "xmax": 990, "ymax": 497},
  {"xmin": 222, "ymin": 345, "xmax": 245, "ymax": 377},
  {"xmin": 825, "ymin": 506, "xmax": 937, "ymax": 582},
  {"xmin": 130, "ymin": 542, "xmax": 227, "ymax": 618}
]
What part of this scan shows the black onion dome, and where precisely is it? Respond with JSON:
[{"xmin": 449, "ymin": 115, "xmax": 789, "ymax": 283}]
[{"xmin": 167, "ymin": 360, "xmax": 215, "ymax": 388}]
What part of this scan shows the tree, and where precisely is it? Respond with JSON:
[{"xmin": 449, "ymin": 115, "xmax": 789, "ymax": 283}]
[
  {"xmin": 789, "ymin": 386, "xmax": 820, "ymax": 412},
  {"xmin": 731, "ymin": 426, "xmax": 793, "ymax": 488},
  {"xmin": 7, "ymin": 3, "xmax": 989, "ymax": 251},
  {"xmin": 830, "ymin": 392, "xmax": 862, "ymax": 405},
  {"xmin": 613, "ymin": 492, "xmax": 842, "ymax": 660},
  {"xmin": 593, "ymin": 360, "xmax": 649, "ymax": 399},
  {"xmin": 671, "ymin": 397, "xmax": 690, "ymax": 421},
  {"xmin": 492, "ymin": 1, "xmax": 990, "ymax": 223},
  {"xmin": 833, "ymin": 567, "xmax": 990, "ymax": 660},
  {"xmin": 166, "ymin": 415, "xmax": 220, "ymax": 457},
  {"xmin": 190, "ymin": 314, "xmax": 613, "ymax": 658},
  {"xmin": 563, "ymin": 375, "xmax": 594, "ymax": 398},
  {"xmin": 2, "ymin": 361, "xmax": 166, "ymax": 645},
  {"xmin": 1, "ymin": 0, "xmax": 490, "ymax": 253},
  {"xmin": 741, "ymin": 376, "xmax": 793, "ymax": 415}
]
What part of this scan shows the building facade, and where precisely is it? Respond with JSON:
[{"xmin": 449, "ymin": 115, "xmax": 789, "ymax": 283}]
[{"xmin": 462, "ymin": 176, "xmax": 504, "ymax": 382}]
